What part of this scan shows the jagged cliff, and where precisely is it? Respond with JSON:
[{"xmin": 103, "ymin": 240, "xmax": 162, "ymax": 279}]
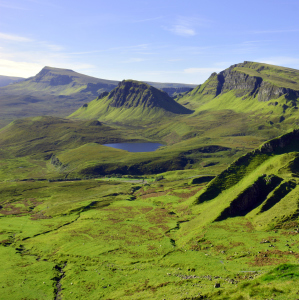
[{"xmin": 192, "ymin": 61, "xmax": 299, "ymax": 102}]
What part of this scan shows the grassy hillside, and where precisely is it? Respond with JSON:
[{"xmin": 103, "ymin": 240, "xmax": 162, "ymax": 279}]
[
  {"xmin": 0, "ymin": 67, "xmax": 196, "ymax": 128},
  {"xmin": 0, "ymin": 115, "xmax": 244, "ymax": 181},
  {"xmin": 1, "ymin": 132, "xmax": 299, "ymax": 299},
  {"xmin": 70, "ymin": 80, "xmax": 193, "ymax": 124},
  {"xmin": 0, "ymin": 67, "xmax": 119, "ymax": 128},
  {"xmin": 177, "ymin": 130, "xmax": 299, "ymax": 246},
  {"xmin": 1, "ymin": 62, "xmax": 299, "ymax": 299}
]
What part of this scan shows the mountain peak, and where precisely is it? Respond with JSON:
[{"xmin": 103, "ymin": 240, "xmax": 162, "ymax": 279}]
[{"xmin": 106, "ymin": 79, "xmax": 191, "ymax": 114}]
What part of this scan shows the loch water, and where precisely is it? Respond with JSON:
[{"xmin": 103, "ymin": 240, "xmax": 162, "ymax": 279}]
[{"xmin": 103, "ymin": 142, "xmax": 163, "ymax": 152}]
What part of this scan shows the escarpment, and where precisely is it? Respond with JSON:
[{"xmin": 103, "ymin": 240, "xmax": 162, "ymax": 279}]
[{"xmin": 194, "ymin": 61, "xmax": 299, "ymax": 102}]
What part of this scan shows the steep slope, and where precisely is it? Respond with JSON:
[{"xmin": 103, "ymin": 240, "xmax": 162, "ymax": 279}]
[
  {"xmin": 180, "ymin": 61, "xmax": 299, "ymax": 107},
  {"xmin": 179, "ymin": 130, "xmax": 299, "ymax": 242},
  {"xmin": 174, "ymin": 61, "xmax": 299, "ymax": 146},
  {"xmin": 0, "ymin": 75, "xmax": 25, "ymax": 87},
  {"xmin": 70, "ymin": 80, "xmax": 193, "ymax": 124},
  {"xmin": 0, "ymin": 67, "xmax": 197, "ymax": 128}
]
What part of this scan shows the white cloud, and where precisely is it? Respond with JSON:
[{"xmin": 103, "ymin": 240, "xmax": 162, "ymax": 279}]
[
  {"xmin": 169, "ymin": 25, "xmax": 196, "ymax": 37},
  {"xmin": 0, "ymin": 32, "xmax": 32, "ymax": 42},
  {"xmin": 165, "ymin": 16, "xmax": 211, "ymax": 37},
  {"xmin": 0, "ymin": 59, "xmax": 43, "ymax": 77}
]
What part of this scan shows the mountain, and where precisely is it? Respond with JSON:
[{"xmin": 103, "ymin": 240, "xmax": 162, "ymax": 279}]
[
  {"xmin": 0, "ymin": 67, "xmax": 119, "ymax": 128},
  {"xmin": 0, "ymin": 75, "xmax": 25, "ymax": 87},
  {"xmin": 0, "ymin": 67, "xmax": 196, "ymax": 128},
  {"xmin": 70, "ymin": 79, "xmax": 193, "ymax": 123},
  {"xmin": 179, "ymin": 61, "xmax": 299, "ymax": 110}
]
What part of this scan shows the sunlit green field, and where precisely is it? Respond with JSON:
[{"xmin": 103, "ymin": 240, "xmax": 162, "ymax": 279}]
[{"xmin": 1, "ymin": 175, "xmax": 299, "ymax": 300}]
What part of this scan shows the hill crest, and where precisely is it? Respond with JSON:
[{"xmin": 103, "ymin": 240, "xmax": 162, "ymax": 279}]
[{"xmin": 70, "ymin": 79, "xmax": 193, "ymax": 123}]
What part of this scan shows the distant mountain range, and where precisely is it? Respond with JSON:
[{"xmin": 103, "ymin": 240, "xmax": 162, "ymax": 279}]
[
  {"xmin": 0, "ymin": 67, "xmax": 196, "ymax": 128},
  {"xmin": 0, "ymin": 75, "xmax": 25, "ymax": 87},
  {"xmin": 1, "ymin": 60, "xmax": 299, "ymax": 179}
]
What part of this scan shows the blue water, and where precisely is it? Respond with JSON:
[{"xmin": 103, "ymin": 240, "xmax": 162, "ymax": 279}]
[{"xmin": 103, "ymin": 142, "xmax": 163, "ymax": 152}]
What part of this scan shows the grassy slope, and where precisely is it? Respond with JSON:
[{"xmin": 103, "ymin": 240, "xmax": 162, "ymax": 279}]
[
  {"xmin": 0, "ymin": 67, "xmax": 197, "ymax": 128},
  {"xmin": 177, "ymin": 131, "xmax": 299, "ymax": 248},
  {"xmin": 1, "ymin": 172, "xmax": 299, "ymax": 299},
  {"xmin": 234, "ymin": 61, "xmax": 299, "ymax": 90},
  {"xmin": 70, "ymin": 80, "xmax": 193, "ymax": 124},
  {"xmin": 1, "ymin": 61, "xmax": 299, "ymax": 297}
]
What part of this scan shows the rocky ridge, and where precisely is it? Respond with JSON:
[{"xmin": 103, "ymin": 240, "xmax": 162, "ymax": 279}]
[
  {"xmin": 198, "ymin": 61, "xmax": 299, "ymax": 102},
  {"xmin": 106, "ymin": 80, "xmax": 193, "ymax": 114}
]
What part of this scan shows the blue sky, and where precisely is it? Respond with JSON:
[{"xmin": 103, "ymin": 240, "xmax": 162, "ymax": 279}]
[{"xmin": 1, "ymin": 0, "xmax": 299, "ymax": 84}]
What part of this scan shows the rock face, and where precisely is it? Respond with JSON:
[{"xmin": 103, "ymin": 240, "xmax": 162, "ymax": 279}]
[
  {"xmin": 197, "ymin": 61, "xmax": 299, "ymax": 102},
  {"xmin": 106, "ymin": 80, "xmax": 193, "ymax": 114}
]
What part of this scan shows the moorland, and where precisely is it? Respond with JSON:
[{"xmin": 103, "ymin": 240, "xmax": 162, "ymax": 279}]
[{"xmin": 1, "ymin": 61, "xmax": 299, "ymax": 299}]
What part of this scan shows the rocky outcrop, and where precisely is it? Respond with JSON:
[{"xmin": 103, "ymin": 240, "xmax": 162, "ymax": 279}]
[
  {"xmin": 220, "ymin": 70, "xmax": 262, "ymax": 97},
  {"xmin": 106, "ymin": 80, "xmax": 193, "ymax": 114},
  {"xmin": 258, "ymin": 81, "xmax": 299, "ymax": 101},
  {"xmin": 198, "ymin": 62, "xmax": 299, "ymax": 102}
]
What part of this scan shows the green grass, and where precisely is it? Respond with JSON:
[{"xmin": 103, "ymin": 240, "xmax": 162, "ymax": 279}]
[{"xmin": 1, "ymin": 176, "xmax": 299, "ymax": 299}]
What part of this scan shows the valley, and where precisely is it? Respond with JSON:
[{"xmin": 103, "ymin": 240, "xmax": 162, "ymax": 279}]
[{"xmin": 1, "ymin": 61, "xmax": 299, "ymax": 299}]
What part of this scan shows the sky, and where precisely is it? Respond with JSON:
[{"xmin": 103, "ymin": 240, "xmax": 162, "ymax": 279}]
[{"xmin": 1, "ymin": 0, "xmax": 299, "ymax": 84}]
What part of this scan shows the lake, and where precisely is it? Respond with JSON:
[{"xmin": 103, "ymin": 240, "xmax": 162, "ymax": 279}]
[{"xmin": 103, "ymin": 142, "xmax": 163, "ymax": 152}]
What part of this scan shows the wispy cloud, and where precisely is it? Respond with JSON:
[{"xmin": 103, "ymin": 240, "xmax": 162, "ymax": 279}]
[
  {"xmin": 0, "ymin": 2, "xmax": 29, "ymax": 10},
  {"xmin": 38, "ymin": 42, "xmax": 64, "ymax": 52},
  {"xmin": 0, "ymin": 32, "xmax": 32, "ymax": 42},
  {"xmin": 165, "ymin": 16, "xmax": 210, "ymax": 37},
  {"xmin": 184, "ymin": 67, "xmax": 222, "ymax": 74},
  {"xmin": 249, "ymin": 29, "xmax": 299, "ymax": 34},
  {"xmin": 169, "ymin": 25, "xmax": 196, "ymax": 37},
  {"xmin": 260, "ymin": 56, "xmax": 299, "ymax": 67}
]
